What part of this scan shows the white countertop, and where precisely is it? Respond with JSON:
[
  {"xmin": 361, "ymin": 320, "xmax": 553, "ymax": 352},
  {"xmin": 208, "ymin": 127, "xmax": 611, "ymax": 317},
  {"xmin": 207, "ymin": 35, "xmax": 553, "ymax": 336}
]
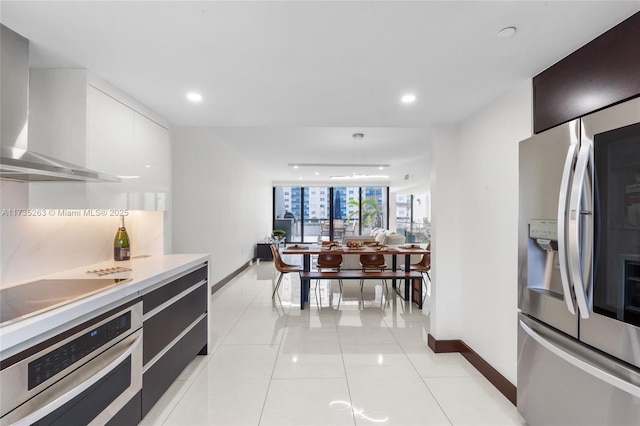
[{"xmin": 0, "ymin": 253, "xmax": 210, "ymax": 359}]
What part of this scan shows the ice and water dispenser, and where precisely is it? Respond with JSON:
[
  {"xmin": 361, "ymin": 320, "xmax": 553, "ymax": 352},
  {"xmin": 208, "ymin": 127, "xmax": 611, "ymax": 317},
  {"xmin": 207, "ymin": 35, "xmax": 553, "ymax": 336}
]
[{"xmin": 527, "ymin": 219, "xmax": 564, "ymax": 298}]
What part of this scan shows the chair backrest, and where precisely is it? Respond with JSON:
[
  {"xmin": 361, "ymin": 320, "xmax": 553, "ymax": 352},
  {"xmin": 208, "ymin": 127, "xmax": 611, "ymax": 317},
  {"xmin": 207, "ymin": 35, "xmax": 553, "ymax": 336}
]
[
  {"xmin": 317, "ymin": 253, "xmax": 343, "ymax": 268},
  {"xmin": 270, "ymin": 244, "xmax": 287, "ymax": 272},
  {"xmin": 418, "ymin": 243, "xmax": 431, "ymax": 269},
  {"xmin": 359, "ymin": 253, "xmax": 386, "ymax": 269}
]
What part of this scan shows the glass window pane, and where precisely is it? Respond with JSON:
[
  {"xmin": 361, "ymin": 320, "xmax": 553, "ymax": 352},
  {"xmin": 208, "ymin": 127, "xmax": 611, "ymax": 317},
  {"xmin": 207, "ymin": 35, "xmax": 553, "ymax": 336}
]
[
  {"xmin": 304, "ymin": 186, "xmax": 329, "ymax": 243},
  {"xmin": 274, "ymin": 186, "xmax": 301, "ymax": 242},
  {"xmin": 274, "ymin": 185, "xmax": 388, "ymax": 243},
  {"xmin": 395, "ymin": 193, "xmax": 411, "ymax": 237},
  {"xmin": 361, "ymin": 186, "xmax": 387, "ymax": 235},
  {"xmin": 335, "ymin": 186, "xmax": 360, "ymax": 238}
]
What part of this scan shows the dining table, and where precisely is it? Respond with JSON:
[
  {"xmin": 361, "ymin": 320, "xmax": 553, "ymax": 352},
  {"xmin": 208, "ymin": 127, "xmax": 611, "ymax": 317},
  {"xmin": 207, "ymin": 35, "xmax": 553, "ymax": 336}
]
[{"xmin": 282, "ymin": 243, "xmax": 430, "ymax": 309}]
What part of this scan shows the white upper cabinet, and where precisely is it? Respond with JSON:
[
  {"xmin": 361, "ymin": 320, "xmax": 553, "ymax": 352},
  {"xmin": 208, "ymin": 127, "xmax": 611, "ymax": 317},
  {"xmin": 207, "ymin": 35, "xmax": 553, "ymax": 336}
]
[
  {"xmin": 85, "ymin": 86, "xmax": 135, "ymax": 210},
  {"xmin": 131, "ymin": 112, "xmax": 171, "ymax": 211},
  {"xmin": 28, "ymin": 69, "xmax": 170, "ymax": 210}
]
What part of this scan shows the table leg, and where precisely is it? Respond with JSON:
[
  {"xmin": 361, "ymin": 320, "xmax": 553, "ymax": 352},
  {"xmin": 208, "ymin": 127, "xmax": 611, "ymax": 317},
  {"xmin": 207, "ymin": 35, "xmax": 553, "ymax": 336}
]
[
  {"xmin": 300, "ymin": 254, "xmax": 311, "ymax": 309},
  {"xmin": 391, "ymin": 255, "xmax": 397, "ymax": 289},
  {"xmin": 404, "ymin": 254, "xmax": 411, "ymax": 301}
]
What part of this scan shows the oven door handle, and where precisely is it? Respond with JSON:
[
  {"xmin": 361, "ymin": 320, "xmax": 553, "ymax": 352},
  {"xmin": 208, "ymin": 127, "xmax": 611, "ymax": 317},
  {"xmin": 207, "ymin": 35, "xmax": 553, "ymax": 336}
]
[{"xmin": 11, "ymin": 333, "xmax": 142, "ymax": 426}]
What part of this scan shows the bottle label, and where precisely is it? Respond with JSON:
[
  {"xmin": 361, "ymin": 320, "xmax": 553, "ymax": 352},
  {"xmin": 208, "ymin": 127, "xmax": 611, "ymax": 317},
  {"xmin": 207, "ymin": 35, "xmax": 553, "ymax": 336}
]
[{"xmin": 114, "ymin": 247, "xmax": 131, "ymax": 261}]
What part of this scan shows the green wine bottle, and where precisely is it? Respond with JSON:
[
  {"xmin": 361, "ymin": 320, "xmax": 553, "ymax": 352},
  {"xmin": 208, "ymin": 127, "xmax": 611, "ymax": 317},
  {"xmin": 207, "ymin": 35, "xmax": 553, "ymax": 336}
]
[{"xmin": 114, "ymin": 215, "xmax": 130, "ymax": 261}]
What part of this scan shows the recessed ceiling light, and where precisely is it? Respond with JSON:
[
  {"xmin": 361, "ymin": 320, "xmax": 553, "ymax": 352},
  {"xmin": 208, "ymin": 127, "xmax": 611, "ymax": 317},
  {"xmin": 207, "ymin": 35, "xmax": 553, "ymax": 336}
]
[
  {"xmin": 401, "ymin": 94, "xmax": 416, "ymax": 103},
  {"xmin": 293, "ymin": 165, "xmax": 299, "ymax": 169},
  {"xmin": 298, "ymin": 177, "xmax": 303, "ymax": 180},
  {"xmin": 378, "ymin": 166, "xmax": 384, "ymax": 170},
  {"xmin": 187, "ymin": 92, "xmax": 203, "ymax": 102},
  {"xmin": 315, "ymin": 172, "xmax": 319, "ymax": 176},
  {"xmin": 498, "ymin": 27, "xmax": 516, "ymax": 38},
  {"xmin": 145, "ymin": 165, "xmax": 151, "ymax": 168}
]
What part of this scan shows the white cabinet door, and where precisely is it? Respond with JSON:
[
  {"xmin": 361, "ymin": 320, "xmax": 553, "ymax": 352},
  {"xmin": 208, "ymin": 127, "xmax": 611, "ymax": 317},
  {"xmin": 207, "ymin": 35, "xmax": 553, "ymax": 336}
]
[
  {"xmin": 131, "ymin": 113, "xmax": 171, "ymax": 211},
  {"xmin": 27, "ymin": 70, "xmax": 170, "ymax": 211},
  {"xmin": 28, "ymin": 69, "xmax": 88, "ymax": 209},
  {"xmin": 86, "ymin": 86, "xmax": 135, "ymax": 210}
]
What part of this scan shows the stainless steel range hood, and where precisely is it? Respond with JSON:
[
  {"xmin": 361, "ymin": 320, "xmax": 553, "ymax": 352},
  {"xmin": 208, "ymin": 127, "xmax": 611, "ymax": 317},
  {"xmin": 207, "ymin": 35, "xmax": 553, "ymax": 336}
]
[
  {"xmin": 0, "ymin": 24, "xmax": 120, "ymax": 183},
  {"xmin": 1, "ymin": 146, "xmax": 121, "ymax": 182}
]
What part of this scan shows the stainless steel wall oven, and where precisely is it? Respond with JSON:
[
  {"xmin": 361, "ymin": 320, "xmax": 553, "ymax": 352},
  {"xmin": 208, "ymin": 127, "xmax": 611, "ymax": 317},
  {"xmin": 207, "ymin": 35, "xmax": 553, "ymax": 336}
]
[{"xmin": 0, "ymin": 301, "xmax": 143, "ymax": 425}]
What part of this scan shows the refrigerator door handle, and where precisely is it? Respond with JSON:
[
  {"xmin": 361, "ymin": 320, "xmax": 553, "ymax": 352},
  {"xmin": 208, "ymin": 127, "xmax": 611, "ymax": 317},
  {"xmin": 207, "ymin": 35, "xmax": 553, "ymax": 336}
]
[
  {"xmin": 557, "ymin": 133, "xmax": 579, "ymax": 315},
  {"xmin": 567, "ymin": 133, "xmax": 593, "ymax": 319},
  {"xmin": 519, "ymin": 320, "xmax": 640, "ymax": 398}
]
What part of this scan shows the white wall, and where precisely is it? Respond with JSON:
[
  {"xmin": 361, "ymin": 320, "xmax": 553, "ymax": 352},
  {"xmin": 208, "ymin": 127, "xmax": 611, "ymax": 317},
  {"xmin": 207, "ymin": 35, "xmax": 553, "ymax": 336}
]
[
  {"xmin": 171, "ymin": 127, "xmax": 272, "ymax": 285},
  {"xmin": 0, "ymin": 180, "xmax": 165, "ymax": 285},
  {"xmin": 455, "ymin": 80, "xmax": 532, "ymax": 383},
  {"xmin": 430, "ymin": 125, "xmax": 463, "ymax": 339}
]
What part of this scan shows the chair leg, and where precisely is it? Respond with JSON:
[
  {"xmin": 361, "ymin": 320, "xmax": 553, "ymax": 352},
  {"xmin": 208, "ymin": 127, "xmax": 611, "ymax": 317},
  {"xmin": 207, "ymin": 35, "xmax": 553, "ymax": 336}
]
[
  {"xmin": 422, "ymin": 272, "xmax": 432, "ymax": 305},
  {"xmin": 272, "ymin": 272, "xmax": 284, "ymax": 298}
]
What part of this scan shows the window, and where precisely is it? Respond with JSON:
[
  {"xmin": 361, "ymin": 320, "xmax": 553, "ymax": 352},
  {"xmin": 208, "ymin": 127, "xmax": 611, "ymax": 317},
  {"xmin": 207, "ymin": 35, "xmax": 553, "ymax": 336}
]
[
  {"xmin": 395, "ymin": 193, "xmax": 430, "ymax": 243},
  {"xmin": 274, "ymin": 186, "xmax": 388, "ymax": 243}
]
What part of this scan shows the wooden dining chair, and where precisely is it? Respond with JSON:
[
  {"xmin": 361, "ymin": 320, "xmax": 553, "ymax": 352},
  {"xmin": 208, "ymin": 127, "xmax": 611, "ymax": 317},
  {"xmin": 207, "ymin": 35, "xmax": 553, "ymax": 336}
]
[
  {"xmin": 270, "ymin": 244, "xmax": 303, "ymax": 298},
  {"xmin": 315, "ymin": 241, "xmax": 344, "ymax": 297},
  {"xmin": 400, "ymin": 243, "xmax": 431, "ymax": 304},
  {"xmin": 359, "ymin": 253, "xmax": 388, "ymax": 292}
]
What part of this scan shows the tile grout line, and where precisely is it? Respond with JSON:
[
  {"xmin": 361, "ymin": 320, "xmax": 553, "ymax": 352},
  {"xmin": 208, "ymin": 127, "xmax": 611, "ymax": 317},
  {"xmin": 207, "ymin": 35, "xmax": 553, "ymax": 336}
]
[
  {"xmin": 336, "ymin": 302, "xmax": 359, "ymax": 426},
  {"xmin": 383, "ymin": 300, "xmax": 455, "ymax": 426},
  {"xmin": 256, "ymin": 270, "xmax": 293, "ymax": 426}
]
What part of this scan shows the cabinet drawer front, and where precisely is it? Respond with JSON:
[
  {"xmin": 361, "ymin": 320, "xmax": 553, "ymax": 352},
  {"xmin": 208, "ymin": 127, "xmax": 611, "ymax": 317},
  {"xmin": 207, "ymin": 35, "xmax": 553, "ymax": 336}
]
[
  {"xmin": 143, "ymin": 266, "xmax": 207, "ymax": 314},
  {"xmin": 142, "ymin": 317, "xmax": 207, "ymax": 416},
  {"xmin": 143, "ymin": 283, "xmax": 207, "ymax": 365}
]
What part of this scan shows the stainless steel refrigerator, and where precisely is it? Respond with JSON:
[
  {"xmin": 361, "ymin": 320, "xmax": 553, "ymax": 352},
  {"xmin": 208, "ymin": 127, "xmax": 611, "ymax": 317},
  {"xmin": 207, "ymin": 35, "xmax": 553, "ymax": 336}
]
[{"xmin": 518, "ymin": 96, "xmax": 640, "ymax": 425}]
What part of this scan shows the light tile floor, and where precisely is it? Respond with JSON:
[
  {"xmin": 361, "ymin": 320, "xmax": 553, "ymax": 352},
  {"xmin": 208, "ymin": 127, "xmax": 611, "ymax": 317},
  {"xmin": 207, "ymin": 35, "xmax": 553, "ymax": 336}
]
[{"xmin": 141, "ymin": 261, "xmax": 525, "ymax": 426}]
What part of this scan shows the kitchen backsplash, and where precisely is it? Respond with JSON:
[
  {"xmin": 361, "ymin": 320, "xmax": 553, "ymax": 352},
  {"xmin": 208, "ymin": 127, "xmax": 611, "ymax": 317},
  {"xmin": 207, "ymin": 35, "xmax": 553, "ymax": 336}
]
[{"xmin": 0, "ymin": 208, "xmax": 165, "ymax": 285}]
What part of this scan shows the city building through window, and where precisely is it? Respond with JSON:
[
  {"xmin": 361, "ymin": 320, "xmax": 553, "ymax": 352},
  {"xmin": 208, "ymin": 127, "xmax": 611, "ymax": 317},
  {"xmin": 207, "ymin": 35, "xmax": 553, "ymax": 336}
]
[{"xmin": 273, "ymin": 186, "xmax": 389, "ymax": 243}]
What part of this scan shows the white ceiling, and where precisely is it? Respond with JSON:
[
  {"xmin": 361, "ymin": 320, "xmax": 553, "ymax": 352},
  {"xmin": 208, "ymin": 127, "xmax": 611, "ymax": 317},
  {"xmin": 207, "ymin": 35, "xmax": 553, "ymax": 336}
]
[{"xmin": 2, "ymin": 1, "xmax": 639, "ymax": 184}]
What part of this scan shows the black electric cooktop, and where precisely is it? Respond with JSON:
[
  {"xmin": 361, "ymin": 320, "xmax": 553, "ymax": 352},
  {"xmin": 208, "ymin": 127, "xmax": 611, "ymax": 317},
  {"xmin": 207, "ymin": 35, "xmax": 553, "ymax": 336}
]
[{"xmin": 0, "ymin": 278, "xmax": 130, "ymax": 326}]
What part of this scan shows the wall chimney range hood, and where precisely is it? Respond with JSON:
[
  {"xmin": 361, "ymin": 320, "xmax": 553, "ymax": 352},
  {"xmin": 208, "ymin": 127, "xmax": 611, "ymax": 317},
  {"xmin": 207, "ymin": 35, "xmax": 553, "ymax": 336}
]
[
  {"xmin": 1, "ymin": 146, "xmax": 121, "ymax": 182},
  {"xmin": 0, "ymin": 24, "xmax": 120, "ymax": 183}
]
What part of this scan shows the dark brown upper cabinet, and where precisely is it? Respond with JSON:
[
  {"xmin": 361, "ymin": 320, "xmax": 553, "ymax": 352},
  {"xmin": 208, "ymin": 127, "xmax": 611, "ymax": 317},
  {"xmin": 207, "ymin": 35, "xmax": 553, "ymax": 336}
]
[{"xmin": 533, "ymin": 12, "xmax": 640, "ymax": 134}]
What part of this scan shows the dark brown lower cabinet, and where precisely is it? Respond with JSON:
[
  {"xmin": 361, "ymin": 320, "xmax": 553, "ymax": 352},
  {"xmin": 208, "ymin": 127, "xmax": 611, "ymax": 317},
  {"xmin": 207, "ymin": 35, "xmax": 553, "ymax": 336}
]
[
  {"xmin": 142, "ymin": 317, "xmax": 207, "ymax": 416},
  {"xmin": 140, "ymin": 264, "xmax": 209, "ymax": 419},
  {"xmin": 143, "ymin": 282, "xmax": 207, "ymax": 365},
  {"xmin": 256, "ymin": 243, "xmax": 274, "ymax": 260}
]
